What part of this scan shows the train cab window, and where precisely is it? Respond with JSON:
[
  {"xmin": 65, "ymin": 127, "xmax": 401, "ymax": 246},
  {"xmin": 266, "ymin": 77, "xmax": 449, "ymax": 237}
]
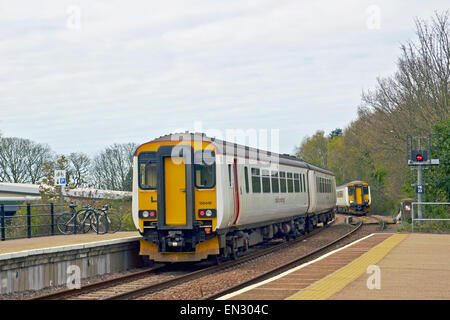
[
  {"xmin": 294, "ymin": 173, "xmax": 300, "ymax": 193},
  {"xmin": 271, "ymin": 171, "xmax": 279, "ymax": 193},
  {"xmin": 194, "ymin": 151, "xmax": 216, "ymax": 189},
  {"xmin": 195, "ymin": 162, "xmax": 215, "ymax": 188},
  {"xmin": 140, "ymin": 162, "xmax": 157, "ymax": 189},
  {"xmin": 280, "ymin": 172, "xmax": 287, "ymax": 193},
  {"xmin": 348, "ymin": 186, "xmax": 355, "ymax": 196},
  {"xmin": 363, "ymin": 186, "xmax": 369, "ymax": 195},
  {"xmin": 251, "ymin": 168, "xmax": 261, "ymax": 193},
  {"xmin": 287, "ymin": 173, "xmax": 294, "ymax": 193},
  {"xmin": 244, "ymin": 167, "xmax": 249, "ymax": 193},
  {"xmin": 262, "ymin": 170, "xmax": 271, "ymax": 193}
]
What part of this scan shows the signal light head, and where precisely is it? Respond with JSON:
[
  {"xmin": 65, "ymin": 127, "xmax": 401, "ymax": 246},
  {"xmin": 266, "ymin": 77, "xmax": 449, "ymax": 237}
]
[{"xmin": 416, "ymin": 154, "xmax": 423, "ymax": 161}]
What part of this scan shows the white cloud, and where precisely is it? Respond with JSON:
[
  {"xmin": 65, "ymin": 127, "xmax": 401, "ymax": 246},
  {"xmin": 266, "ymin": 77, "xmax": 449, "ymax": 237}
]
[{"xmin": 0, "ymin": 0, "xmax": 448, "ymax": 156}]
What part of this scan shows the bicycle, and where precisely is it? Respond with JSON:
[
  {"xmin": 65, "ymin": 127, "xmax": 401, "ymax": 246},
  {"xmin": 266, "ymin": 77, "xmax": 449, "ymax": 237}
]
[
  {"xmin": 56, "ymin": 204, "xmax": 86, "ymax": 235},
  {"xmin": 95, "ymin": 204, "xmax": 121, "ymax": 233},
  {"xmin": 56, "ymin": 204, "xmax": 108, "ymax": 235}
]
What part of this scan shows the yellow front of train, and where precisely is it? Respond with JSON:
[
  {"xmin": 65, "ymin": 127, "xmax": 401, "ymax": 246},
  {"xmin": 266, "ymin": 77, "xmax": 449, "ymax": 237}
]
[
  {"xmin": 347, "ymin": 181, "xmax": 371, "ymax": 215},
  {"xmin": 132, "ymin": 137, "xmax": 220, "ymax": 262}
]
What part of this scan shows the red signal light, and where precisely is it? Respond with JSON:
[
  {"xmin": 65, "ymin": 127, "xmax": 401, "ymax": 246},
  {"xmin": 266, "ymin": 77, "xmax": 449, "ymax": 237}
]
[
  {"xmin": 199, "ymin": 210, "xmax": 205, "ymax": 217},
  {"xmin": 416, "ymin": 154, "xmax": 423, "ymax": 161}
]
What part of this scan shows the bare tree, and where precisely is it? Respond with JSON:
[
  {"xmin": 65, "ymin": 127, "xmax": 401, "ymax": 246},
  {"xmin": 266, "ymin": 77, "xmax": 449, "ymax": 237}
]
[
  {"xmin": 91, "ymin": 143, "xmax": 137, "ymax": 191},
  {"xmin": 68, "ymin": 152, "xmax": 91, "ymax": 188},
  {"xmin": 0, "ymin": 137, "xmax": 53, "ymax": 183},
  {"xmin": 362, "ymin": 11, "xmax": 450, "ymax": 151}
]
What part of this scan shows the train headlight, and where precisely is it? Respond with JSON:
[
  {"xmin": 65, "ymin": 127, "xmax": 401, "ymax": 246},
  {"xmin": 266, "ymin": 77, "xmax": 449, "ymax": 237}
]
[
  {"xmin": 198, "ymin": 209, "xmax": 216, "ymax": 218},
  {"xmin": 139, "ymin": 210, "xmax": 157, "ymax": 219}
]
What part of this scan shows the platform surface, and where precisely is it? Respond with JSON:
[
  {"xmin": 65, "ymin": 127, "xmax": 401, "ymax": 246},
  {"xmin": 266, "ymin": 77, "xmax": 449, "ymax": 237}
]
[
  {"xmin": 0, "ymin": 232, "xmax": 140, "ymax": 258},
  {"xmin": 221, "ymin": 233, "xmax": 450, "ymax": 300}
]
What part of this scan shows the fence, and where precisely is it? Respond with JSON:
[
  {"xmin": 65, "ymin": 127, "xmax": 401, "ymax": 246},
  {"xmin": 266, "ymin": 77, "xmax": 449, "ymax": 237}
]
[
  {"xmin": 411, "ymin": 202, "xmax": 450, "ymax": 232},
  {"xmin": 0, "ymin": 203, "xmax": 73, "ymax": 241}
]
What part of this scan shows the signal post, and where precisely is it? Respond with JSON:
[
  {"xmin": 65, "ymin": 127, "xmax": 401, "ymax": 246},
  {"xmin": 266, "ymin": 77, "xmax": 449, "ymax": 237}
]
[{"xmin": 406, "ymin": 135, "xmax": 440, "ymax": 221}]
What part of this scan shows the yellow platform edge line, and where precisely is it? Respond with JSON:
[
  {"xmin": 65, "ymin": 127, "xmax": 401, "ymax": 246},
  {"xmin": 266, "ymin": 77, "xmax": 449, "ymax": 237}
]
[{"xmin": 286, "ymin": 234, "xmax": 408, "ymax": 300}]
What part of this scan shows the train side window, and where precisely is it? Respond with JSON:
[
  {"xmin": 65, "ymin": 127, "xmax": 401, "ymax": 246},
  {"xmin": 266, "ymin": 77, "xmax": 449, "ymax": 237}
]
[
  {"xmin": 228, "ymin": 164, "xmax": 232, "ymax": 186},
  {"xmin": 251, "ymin": 168, "xmax": 261, "ymax": 193},
  {"xmin": 303, "ymin": 174, "xmax": 306, "ymax": 192},
  {"xmin": 244, "ymin": 167, "xmax": 249, "ymax": 193},
  {"xmin": 262, "ymin": 170, "xmax": 271, "ymax": 193},
  {"xmin": 300, "ymin": 174, "xmax": 304, "ymax": 192},
  {"xmin": 280, "ymin": 172, "xmax": 287, "ymax": 193},
  {"xmin": 195, "ymin": 162, "xmax": 215, "ymax": 189},
  {"xmin": 271, "ymin": 171, "xmax": 279, "ymax": 193},
  {"xmin": 287, "ymin": 173, "xmax": 294, "ymax": 193},
  {"xmin": 294, "ymin": 173, "xmax": 300, "ymax": 193},
  {"xmin": 140, "ymin": 162, "xmax": 157, "ymax": 189}
]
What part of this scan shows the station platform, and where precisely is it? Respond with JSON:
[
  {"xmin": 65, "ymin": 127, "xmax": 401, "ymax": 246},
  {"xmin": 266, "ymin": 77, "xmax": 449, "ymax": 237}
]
[
  {"xmin": 220, "ymin": 232, "xmax": 450, "ymax": 300},
  {"xmin": 0, "ymin": 231, "xmax": 140, "ymax": 257},
  {"xmin": 0, "ymin": 232, "xmax": 141, "ymax": 295}
]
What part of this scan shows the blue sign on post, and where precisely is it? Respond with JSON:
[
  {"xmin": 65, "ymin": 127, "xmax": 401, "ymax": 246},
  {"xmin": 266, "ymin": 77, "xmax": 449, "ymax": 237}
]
[
  {"xmin": 54, "ymin": 170, "xmax": 66, "ymax": 186},
  {"xmin": 415, "ymin": 185, "xmax": 425, "ymax": 194}
]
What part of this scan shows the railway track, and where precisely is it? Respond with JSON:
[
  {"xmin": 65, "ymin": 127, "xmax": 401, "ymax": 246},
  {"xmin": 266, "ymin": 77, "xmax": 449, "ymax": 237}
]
[
  {"xmin": 203, "ymin": 220, "xmax": 362, "ymax": 300},
  {"xmin": 31, "ymin": 219, "xmax": 341, "ymax": 300}
]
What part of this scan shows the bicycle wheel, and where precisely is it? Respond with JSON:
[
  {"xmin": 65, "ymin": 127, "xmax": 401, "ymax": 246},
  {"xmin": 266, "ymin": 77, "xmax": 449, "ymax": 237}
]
[
  {"xmin": 105, "ymin": 213, "xmax": 121, "ymax": 233},
  {"xmin": 76, "ymin": 209, "xmax": 92, "ymax": 233},
  {"xmin": 56, "ymin": 212, "xmax": 76, "ymax": 235},
  {"xmin": 91, "ymin": 213, "xmax": 108, "ymax": 234}
]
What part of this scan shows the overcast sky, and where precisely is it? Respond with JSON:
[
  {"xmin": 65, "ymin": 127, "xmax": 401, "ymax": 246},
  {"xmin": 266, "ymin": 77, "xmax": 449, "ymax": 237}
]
[{"xmin": 0, "ymin": 1, "xmax": 448, "ymax": 156}]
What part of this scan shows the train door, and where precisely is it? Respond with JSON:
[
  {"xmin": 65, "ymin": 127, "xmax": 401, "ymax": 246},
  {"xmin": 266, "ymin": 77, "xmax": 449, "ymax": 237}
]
[
  {"xmin": 157, "ymin": 145, "xmax": 195, "ymax": 230},
  {"xmin": 231, "ymin": 158, "xmax": 240, "ymax": 225},
  {"xmin": 355, "ymin": 185, "xmax": 363, "ymax": 206},
  {"xmin": 307, "ymin": 170, "xmax": 316, "ymax": 213},
  {"xmin": 164, "ymin": 157, "xmax": 187, "ymax": 225}
]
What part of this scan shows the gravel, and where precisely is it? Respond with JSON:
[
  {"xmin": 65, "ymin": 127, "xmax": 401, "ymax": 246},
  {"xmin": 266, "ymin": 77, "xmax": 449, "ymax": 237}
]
[
  {"xmin": 138, "ymin": 219, "xmax": 396, "ymax": 300},
  {"xmin": 1, "ymin": 214, "xmax": 400, "ymax": 300}
]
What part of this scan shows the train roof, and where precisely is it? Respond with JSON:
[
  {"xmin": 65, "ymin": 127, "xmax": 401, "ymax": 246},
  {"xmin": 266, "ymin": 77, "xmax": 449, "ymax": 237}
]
[
  {"xmin": 336, "ymin": 180, "xmax": 369, "ymax": 188},
  {"xmin": 135, "ymin": 132, "xmax": 334, "ymax": 176}
]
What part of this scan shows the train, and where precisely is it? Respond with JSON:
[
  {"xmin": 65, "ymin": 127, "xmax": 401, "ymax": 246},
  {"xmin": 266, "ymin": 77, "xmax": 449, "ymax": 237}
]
[
  {"xmin": 132, "ymin": 133, "xmax": 336, "ymax": 263},
  {"xmin": 335, "ymin": 181, "xmax": 371, "ymax": 215}
]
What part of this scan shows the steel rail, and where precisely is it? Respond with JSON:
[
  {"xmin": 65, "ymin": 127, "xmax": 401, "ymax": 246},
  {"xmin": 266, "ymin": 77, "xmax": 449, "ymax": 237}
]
[
  {"xmin": 31, "ymin": 219, "xmax": 337, "ymax": 300},
  {"xmin": 104, "ymin": 219, "xmax": 337, "ymax": 300},
  {"xmin": 28, "ymin": 265, "xmax": 166, "ymax": 300},
  {"xmin": 203, "ymin": 221, "xmax": 363, "ymax": 300}
]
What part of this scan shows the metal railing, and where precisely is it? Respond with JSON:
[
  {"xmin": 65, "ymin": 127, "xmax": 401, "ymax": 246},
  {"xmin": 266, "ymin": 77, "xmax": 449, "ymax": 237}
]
[
  {"xmin": 411, "ymin": 202, "xmax": 450, "ymax": 232},
  {"xmin": 1, "ymin": 203, "xmax": 72, "ymax": 241}
]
